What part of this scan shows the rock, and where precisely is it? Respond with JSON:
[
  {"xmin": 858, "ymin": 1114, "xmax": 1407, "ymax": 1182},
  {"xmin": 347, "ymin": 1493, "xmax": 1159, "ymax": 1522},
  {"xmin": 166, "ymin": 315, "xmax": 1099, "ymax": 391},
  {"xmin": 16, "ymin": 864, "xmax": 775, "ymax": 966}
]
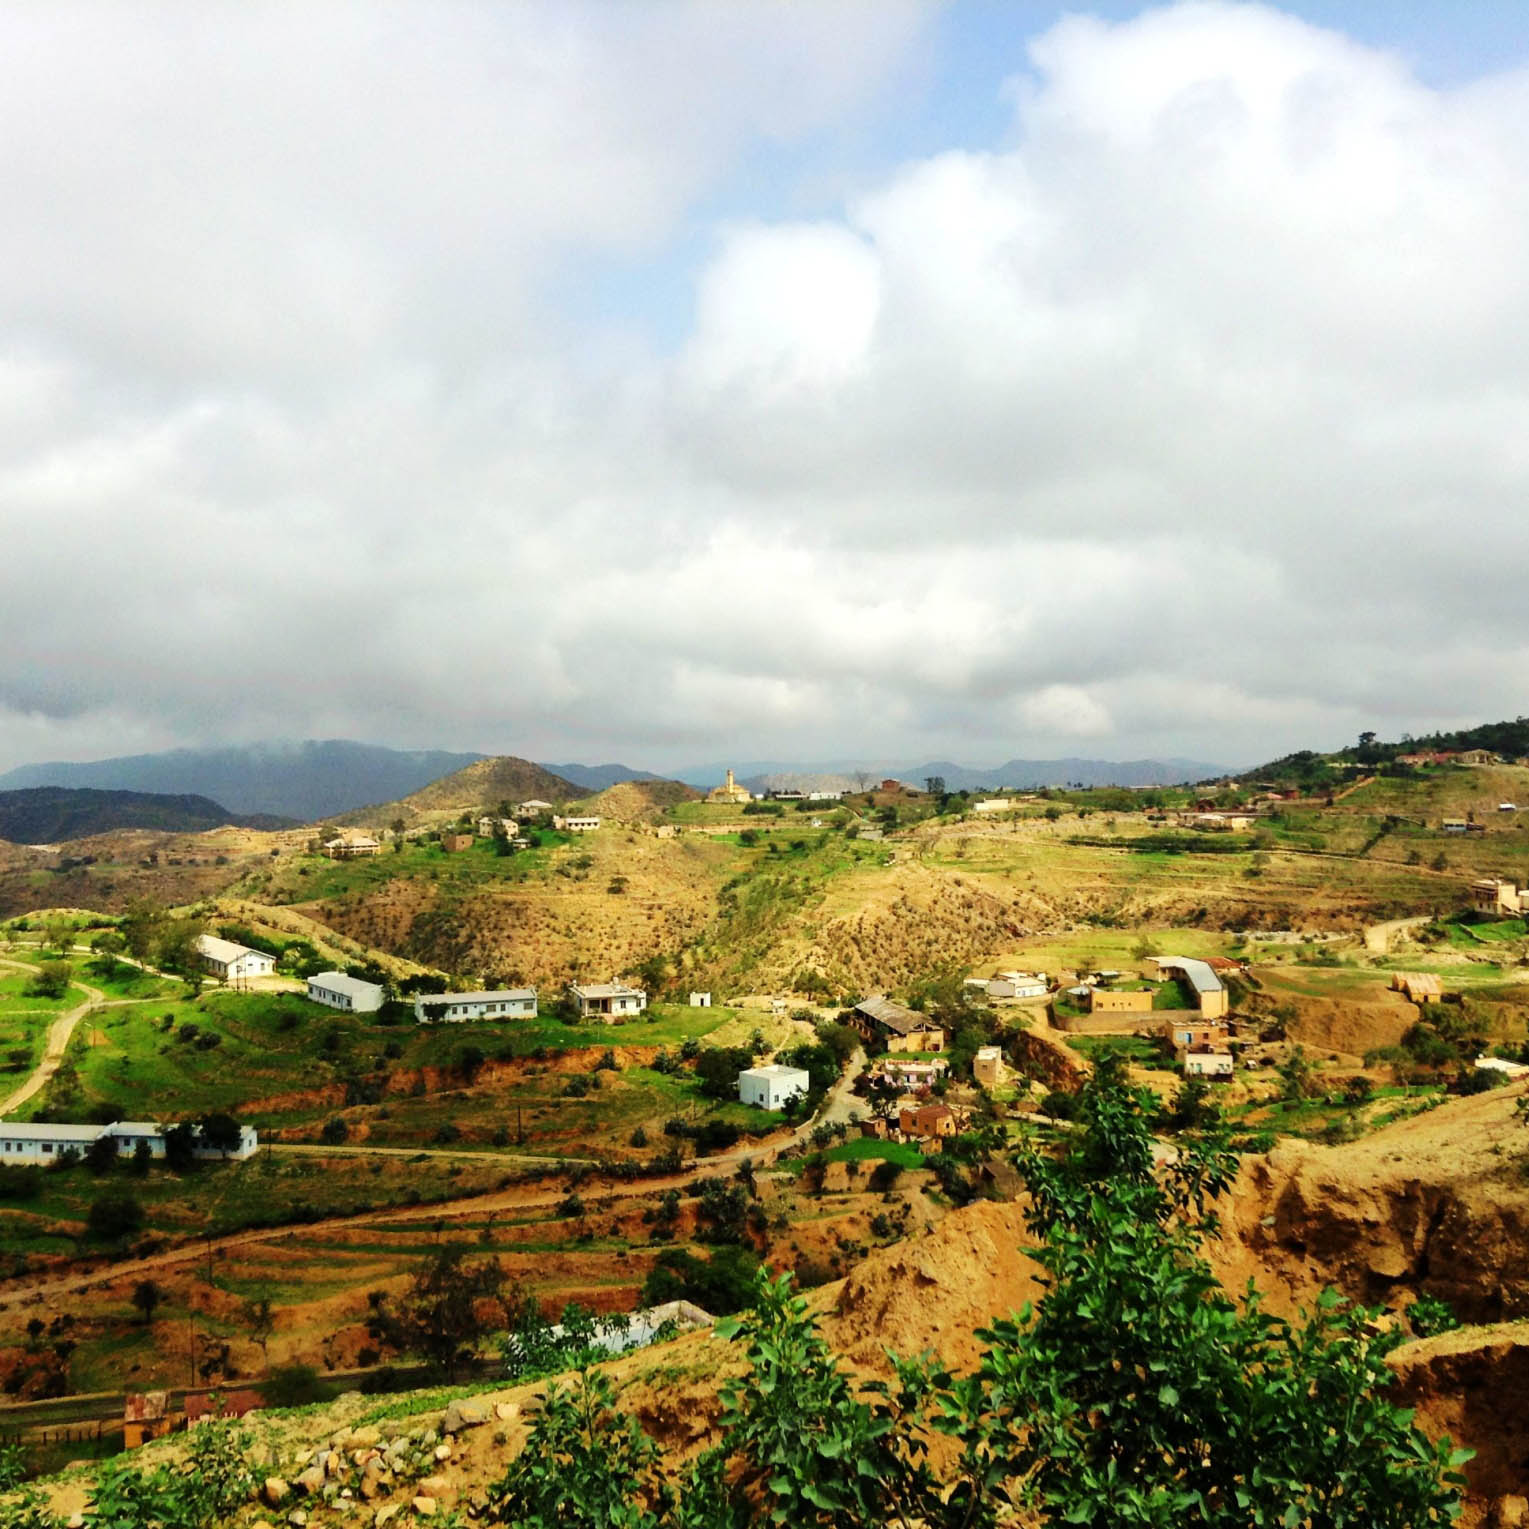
[
  {"xmin": 264, "ymin": 1478, "xmax": 291, "ymax": 1509},
  {"xmin": 359, "ymin": 1457, "xmax": 388, "ymax": 1500},
  {"xmin": 294, "ymin": 1464, "xmax": 327, "ymax": 1496},
  {"xmin": 1493, "ymin": 1498, "xmax": 1529, "ymax": 1528},
  {"xmin": 347, "ymin": 1425, "xmax": 382, "ymax": 1450},
  {"xmin": 412, "ymin": 1496, "xmax": 437, "ymax": 1517},
  {"xmin": 325, "ymin": 1448, "xmax": 345, "ymax": 1478},
  {"xmin": 374, "ymin": 1509, "xmax": 400, "ymax": 1529},
  {"xmin": 440, "ymin": 1400, "xmax": 487, "ymax": 1434},
  {"xmin": 288, "ymin": 1514, "xmax": 308, "ymax": 1529},
  {"xmin": 433, "ymin": 1443, "xmax": 451, "ymax": 1462},
  {"xmin": 418, "ymin": 1475, "xmax": 451, "ymax": 1497},
  {"xmin": 493, "ymin": 1402, "xmax": 519, "ymax": 1423}
]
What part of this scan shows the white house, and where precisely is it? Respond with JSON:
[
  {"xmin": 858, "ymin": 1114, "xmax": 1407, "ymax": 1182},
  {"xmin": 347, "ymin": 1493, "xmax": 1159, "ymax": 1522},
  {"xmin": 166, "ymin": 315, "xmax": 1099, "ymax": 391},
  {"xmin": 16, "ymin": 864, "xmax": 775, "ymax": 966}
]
[
  {"xmin": 307, "ymin": 972, "xmax": 386, "ymax": 1013},
  {"xmin": 554, "ymin": 815, "xmax": 601, "ymax": 833},
  {"xmin": 194, "ymin": 934, "xmax": 276, "ymax": 983},
  {"xmin": 689, "ymin": 992, "xmax": 712, "ymax": 1008},
  {"xmin": 1182, "ymin": 1048, "xmax": 1235, "ymax": 1080},
  {"xmin": 1475, "ymin": 1054, "xmax": 1529, "ymax": 1080},
  {"xmin": 324, "ymin": 835, "xmax": 382, "ymax": 858},
  {"xmin": 414, "ymin": 988, "xmax": 537, "ymax": 1024},
  {"xmin": 568, "ymin": 982, "xmax": 647, "ymax": 1020},
  {"xmin": 516, "ymin": 799, "xmax": 554, "ymax": 817},
  {"xmin": 738, "ymin": 1064, "xmax": 810, "ymax": 1111},
  {"xmin": 0, "ymin": 1120, "xmax": 258, "ymax": 1165}
]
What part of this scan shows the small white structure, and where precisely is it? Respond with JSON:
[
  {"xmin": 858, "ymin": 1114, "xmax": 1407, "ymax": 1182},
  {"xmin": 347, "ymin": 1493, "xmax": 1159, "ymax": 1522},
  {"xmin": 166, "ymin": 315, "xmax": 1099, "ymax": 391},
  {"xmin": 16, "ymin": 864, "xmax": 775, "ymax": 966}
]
[
  {"xmin": 689, "ymin": 991, "xmax": 712, "ymax": 1008},
  {"xmin": 516, "ymin": 799, "xmax": 554, "ymax": 817},
  {"xmin": 973, "ymin": 799, "xmax": 1012, "ymax": 814},
  {"xmin": 0, "ymin": 1120, "xmax": 258, "ymax": 1165},
  {"xmin": 554, "ymin": 815, "xmax": 601, "ymax": 833},
  {"xmin": 988, "ymin": 973, "xmax": 1048, "ymax": 1000},
  {"xmin": 1475, "ymin": 1054, "xmax": 1529, "ymax": 1080},
  {"xmin": 194, "ymin": 934, "xmax": 276, "ymax": 983},
  {"xmin": 414, "ymin": 988, "xmax": 537, "ymax": 1024},
  {"xmin": 568, "ymin": 982, "xmax": 647, "ymax": 1020},
  {"xmin": 307, "ymin": 971, "xmax": 386, "ymax": 1013},
  {"xmin": 1182, "ymin": 1048, "xmax": 1235, "ymax": 1080},
  {"xmin": 738, "ymin": 1064, "xmax": 810, "ymax": 1111}
]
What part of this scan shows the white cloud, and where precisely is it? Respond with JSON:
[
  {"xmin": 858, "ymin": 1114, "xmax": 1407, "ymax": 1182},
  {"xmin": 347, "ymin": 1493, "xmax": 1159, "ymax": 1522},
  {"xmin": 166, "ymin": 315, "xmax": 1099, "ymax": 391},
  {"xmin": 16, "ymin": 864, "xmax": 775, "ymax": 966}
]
[{"xmin": 3, "ymin": 2, "xmax": 1529, "ymax": 777}]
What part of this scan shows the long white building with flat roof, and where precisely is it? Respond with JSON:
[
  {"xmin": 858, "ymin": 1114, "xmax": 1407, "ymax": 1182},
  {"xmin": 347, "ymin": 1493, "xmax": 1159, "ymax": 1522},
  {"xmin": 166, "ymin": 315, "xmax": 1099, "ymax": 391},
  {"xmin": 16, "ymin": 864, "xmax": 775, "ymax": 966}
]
[
  {"xmin": 195, "ymin": 934, "xmax": 276, "ymax": 983},
  {"xmin": 0, "ymin": 1120, "xmax": 258, "ymax": 1164},
  {"xmin": 307, "ymin": 972, "xmax": 386, "ymax": 1013},
  {"xmin": 414, "ymin": 988, "xmax": 537, "ymax": 1024}
]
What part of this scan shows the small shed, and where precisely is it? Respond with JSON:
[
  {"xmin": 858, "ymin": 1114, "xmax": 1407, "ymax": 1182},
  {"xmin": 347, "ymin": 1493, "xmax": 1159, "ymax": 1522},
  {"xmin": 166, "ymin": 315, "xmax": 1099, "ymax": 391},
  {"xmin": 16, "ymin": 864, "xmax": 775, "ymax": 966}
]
[
  {"xmin": 123, "ymin": 1391, "xmax": 172, "ymax": 1449},
  {"xmin": 737, "ymin": 1064, "xmax": 809, "ymax": 1112},
  {"xmin": 689, "ymin": 992, "xmax": 712, "ymax": 1008}
]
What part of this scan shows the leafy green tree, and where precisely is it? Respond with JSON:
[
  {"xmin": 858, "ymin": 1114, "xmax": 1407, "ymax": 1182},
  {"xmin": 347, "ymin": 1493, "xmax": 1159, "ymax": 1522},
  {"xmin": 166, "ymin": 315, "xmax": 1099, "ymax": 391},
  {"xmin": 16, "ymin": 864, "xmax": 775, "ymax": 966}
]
[
  {"xmin": 196, "ymin": 1112, "xmax": 243, "ymax": 1157},
  {"xmin": 396, "ymin": 1245, "xmax": 506, "ymax": 1380},
  {"xmin": 25, "ymin": 961, "xmax": 71, "ymax": 1000}
]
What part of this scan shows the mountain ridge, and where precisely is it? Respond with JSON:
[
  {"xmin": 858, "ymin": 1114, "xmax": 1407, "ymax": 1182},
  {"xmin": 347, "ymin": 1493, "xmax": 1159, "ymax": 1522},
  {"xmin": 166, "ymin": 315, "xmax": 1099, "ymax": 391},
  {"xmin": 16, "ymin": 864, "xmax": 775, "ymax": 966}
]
[{"xmin": 0, "ymin": 786, "xmax": 296, "ymax": 844}]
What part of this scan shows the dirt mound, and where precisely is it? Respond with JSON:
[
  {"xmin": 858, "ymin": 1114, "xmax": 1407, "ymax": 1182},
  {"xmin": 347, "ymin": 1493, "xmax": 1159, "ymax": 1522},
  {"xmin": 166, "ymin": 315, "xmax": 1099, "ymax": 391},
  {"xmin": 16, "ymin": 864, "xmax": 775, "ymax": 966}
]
[
  {"xmin": 579, "ymin": 780, "xmax": 701, "ymax": 820},
  {"xmin": 1221, "ymin": 1084, "xmax": 1529, "ymax": 1322},
  {"xmin": 822, "ymin": 1198, "xmax": 1042, "ymax": 1369},
  {"xmin": 1389, "ymin": 1323, "xmax": 1529, "ymax": 1511}
]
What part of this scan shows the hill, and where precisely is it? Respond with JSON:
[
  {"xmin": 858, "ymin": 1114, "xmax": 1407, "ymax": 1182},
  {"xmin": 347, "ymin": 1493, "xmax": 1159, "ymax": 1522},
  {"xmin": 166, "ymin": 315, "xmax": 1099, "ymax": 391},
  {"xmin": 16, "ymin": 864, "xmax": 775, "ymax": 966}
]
[
  {"xmin": 0, "ymin": 787, "xmax": 294, "ymax": 843},
  {"xmin": 576, "ymin": 779, "xmax": 703, "ymax": 820},
  {"xmin": 0, "ymin": 740, "xmax": 485, "ymax": 820},
  {"xmin": 334, "ymin": 756, "xmax": 581, "ymax": 828}
]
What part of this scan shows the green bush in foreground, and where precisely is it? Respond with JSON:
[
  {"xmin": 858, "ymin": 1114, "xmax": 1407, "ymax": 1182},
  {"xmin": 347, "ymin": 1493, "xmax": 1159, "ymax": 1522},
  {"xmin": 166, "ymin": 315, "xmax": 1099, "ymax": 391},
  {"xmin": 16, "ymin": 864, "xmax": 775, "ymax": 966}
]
[{"xmin": 489, "ymin": 1058, "xmax": 1467, "ymax": 1527}]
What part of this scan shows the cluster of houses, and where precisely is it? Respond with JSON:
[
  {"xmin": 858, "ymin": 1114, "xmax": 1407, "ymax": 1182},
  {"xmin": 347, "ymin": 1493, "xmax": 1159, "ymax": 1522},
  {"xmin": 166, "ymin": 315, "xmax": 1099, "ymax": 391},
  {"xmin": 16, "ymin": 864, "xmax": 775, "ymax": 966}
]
[
  {"xmin": 963, "ymin": 971, "xmax": 1048, "ymax": 1001},
  {"xmin": 1053, "ymin": 955, "xmax": 1244, "ymax": 1079},
  {"xmin": 0, "ymin": 1118, "xmax": 259, "ymax": 1166}
]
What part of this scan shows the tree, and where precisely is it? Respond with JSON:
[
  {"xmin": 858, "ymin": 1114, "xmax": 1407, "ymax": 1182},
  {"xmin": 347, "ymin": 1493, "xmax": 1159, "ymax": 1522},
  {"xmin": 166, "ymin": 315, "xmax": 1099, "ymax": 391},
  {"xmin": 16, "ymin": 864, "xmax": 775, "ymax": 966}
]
[
  {"xmin": 163, "ymin": 1121, "xmax": 199, "ymax": 1171},
  {"xmin": 243, "ymin": 1295, "xmax": 275, "ymax": 1365},
  {"xmin": 393, "ymin": 1245, "xmax": 506, "ymax": 1380},
  {"xmin": 1277, "ymin": 1044, "xmax": 1316, "ymax": 1101},
  {"xmin": 26, "ymin": 961, "xmax": 71, "ymax": 1000},
  {"xmin": 89, "ymin": 930, "xmax": 128, "ymax": 977},
  {"xmin": 84, "ymin": 1133, "xmax": 120, "ymax": 1175},
  {"xmin": 120, "ymin": 899, "xmax": 167, "ymax": 962},
  {"xmin": 924, "ymin": 776, "xmax": 946, "ymax": 799},
  {"xmin": 197, "ymin": 1112, "xmax": 243, "ymax": 1157},
  {"xmin": 130, "ymin": 1279, "xmax": 162, "ymax": 1325}
]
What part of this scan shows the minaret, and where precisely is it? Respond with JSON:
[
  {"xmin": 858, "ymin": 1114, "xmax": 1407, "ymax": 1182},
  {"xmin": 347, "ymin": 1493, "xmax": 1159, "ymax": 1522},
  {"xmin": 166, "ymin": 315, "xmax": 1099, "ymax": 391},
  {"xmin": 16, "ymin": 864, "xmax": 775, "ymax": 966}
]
[{"xmin": 725, "ymin": 768, "xmax": 735, "ymax": 795}]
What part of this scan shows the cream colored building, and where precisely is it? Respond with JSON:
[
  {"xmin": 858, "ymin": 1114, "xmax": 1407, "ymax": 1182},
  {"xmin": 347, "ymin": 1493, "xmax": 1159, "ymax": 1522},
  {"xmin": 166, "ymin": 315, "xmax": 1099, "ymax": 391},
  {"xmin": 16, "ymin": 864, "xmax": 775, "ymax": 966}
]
[{"xmin": 707, "ymin": 768, "xmax": 753, "ymax": 805}]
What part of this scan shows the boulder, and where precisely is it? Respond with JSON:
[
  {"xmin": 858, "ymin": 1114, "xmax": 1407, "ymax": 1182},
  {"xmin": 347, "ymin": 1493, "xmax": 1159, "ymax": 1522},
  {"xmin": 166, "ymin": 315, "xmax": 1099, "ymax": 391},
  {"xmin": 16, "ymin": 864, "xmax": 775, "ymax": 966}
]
[
  {"xmin": 263, "ymin": 1478, "xmax": 291, "ymax": 1509},
  {"xmin": 294, "ymin": 1464, "xmax": 326, "ymax": 1496},
  {"xmin": 412, "ymin": 1496, "xmax": 437, "ymax": 1517},
  {"xmin": 440, "ymin": 1400, "xmax": 487, "ymax": 1434}
]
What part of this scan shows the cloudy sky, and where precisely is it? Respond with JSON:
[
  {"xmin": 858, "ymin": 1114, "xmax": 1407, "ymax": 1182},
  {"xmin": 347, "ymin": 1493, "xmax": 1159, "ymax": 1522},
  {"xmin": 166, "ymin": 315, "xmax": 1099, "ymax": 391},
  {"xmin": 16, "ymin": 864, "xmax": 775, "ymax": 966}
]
[{"xmin": 3, "ymin": 0, "xmax": 1528, "ymax": 775}]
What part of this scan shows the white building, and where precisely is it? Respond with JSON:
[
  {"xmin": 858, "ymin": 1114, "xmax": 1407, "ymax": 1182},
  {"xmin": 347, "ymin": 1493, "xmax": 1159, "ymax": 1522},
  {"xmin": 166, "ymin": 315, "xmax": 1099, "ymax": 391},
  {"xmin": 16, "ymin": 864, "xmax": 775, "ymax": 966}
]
[
  {"xmin": 324, "ymin": 835, "xmax": 382, "ymax": 858},
  {"xmin": 737, "ymin": 1064, "xmax": 810, "ymax": 1111},
  {"xmin": 0, "ymin": 1120, "xmax": 258, "ymax": 1165},
  {"xmin": 414, "ymin": 988, "xmax": 537, "ymax": 1024},
  {"xmin": 689, "ymin": 992, "xmax": 712, "ymax": 1007},
  {"xmin": 568, "ymin": 982, "xmax": 647, "ymax": 1020},
  {"xmin": 194, "ymin": 934, "xmax": 276, "ymax": 983},
  {"xmin": 1182, "ymin": 1048, "xmax": 1235, "ymax": 1080},
  {"xmin": 973, "ymin": 799, "xmax": 1012, "ymax": 814},
  {"xmin": 554, "ymin": 815, "xmax": 601, "ymax": 833},
  {"xmin": 1475, "ymin": 1054, "xmax": 1529, "ymax": 1080},
  {"xmin": 516, "ymin": 799, "xmax": 554, "ymax": 817},
  {"xmin": 307, "ymin": 972, "xmax": 386, "ymax": 1013}
]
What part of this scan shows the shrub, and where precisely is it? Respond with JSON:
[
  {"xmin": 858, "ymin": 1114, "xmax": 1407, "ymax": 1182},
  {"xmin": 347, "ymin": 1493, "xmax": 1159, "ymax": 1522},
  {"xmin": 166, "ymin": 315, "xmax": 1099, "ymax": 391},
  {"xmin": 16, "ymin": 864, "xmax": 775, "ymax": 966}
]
[
  {"xmin": 86, "ymin": 1186, "xmax": 144, "ymax": 1241},
  {"xmin": 320, "ymin": 1117, "xmax": 350, "ymax": 1145}
]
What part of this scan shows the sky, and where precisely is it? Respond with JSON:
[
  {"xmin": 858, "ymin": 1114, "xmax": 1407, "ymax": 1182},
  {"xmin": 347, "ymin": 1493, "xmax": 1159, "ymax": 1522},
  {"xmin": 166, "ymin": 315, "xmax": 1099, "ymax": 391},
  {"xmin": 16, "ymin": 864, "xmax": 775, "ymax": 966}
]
[{"xmin": 3, "ymin": 0, "xmax": 1529, "ymax": 775}]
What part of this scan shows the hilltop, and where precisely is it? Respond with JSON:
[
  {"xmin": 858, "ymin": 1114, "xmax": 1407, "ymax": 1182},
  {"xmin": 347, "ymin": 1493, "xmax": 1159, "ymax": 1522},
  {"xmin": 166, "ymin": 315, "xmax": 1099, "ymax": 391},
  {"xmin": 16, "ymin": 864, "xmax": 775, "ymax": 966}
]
[
  {"xmin": 0, "ymin": 786, "xmax": 294, "ymax": 844},
  {"xmin": 575, "ymin": 779, "xmax": 702, "ymax": 820},
  {"xmin": 333, "ymin": 756, "xmax": 582, "ymax": 828}
]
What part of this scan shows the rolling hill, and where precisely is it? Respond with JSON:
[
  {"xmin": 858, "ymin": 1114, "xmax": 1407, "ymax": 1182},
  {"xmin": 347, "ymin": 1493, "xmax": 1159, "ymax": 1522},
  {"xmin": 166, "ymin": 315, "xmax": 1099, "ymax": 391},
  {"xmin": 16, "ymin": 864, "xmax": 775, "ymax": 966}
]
[{"xmin": 0, "ymin": 787, "xmax": 295, "ymax": 843}]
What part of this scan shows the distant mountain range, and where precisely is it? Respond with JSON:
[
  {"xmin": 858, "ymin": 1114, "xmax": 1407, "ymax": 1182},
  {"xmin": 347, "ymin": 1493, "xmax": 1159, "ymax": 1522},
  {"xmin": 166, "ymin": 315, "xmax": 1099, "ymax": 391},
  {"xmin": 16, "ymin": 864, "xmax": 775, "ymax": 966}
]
[
  {"xmin": 0, "ymin": 741, "xmax": 485, "ymax": 821},
  {"xmin": 0, "ymin": 742, "xmax": 1232, "ymax": 824},
  {"xmin": 541, "ymin": 763, "xmax": 666, "ymax": 792},
  {"xmin": 0, "ymin": 787, "xmax": 295, "ymax": 844},
  {"xmin": 680, "ymin": 758, "xmax": 1231, "ymax": 792}
]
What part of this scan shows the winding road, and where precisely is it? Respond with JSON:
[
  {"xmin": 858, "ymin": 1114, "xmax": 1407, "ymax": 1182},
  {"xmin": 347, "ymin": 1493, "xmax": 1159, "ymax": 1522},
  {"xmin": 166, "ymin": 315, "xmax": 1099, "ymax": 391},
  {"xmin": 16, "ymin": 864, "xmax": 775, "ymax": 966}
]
[{"xmin": 0, "ymin": 957, "xmax": 108, "ymax": 1118}]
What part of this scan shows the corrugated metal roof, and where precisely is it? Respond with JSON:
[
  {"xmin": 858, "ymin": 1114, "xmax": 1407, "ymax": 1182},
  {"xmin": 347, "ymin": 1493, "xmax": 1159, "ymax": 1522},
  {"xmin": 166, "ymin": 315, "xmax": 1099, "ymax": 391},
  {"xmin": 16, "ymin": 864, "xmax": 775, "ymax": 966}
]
[
  {"xmin": 195, "ymin": 934, "xmax": 269, "ymax": 965},
  {"xmin": 1154, "ymin": 957, "xmax": 1225, "ymax": 996},
  {"xmin": 853, "ymin": 994, "xmax": 936, "ymax": 1035},
  {"xmin": 569, "ymin": 982, "xmax": 644, "ymax": 1000},
  {"xmin": 308, "ymin": 971, "xmax": 385, "ymax": 999}
]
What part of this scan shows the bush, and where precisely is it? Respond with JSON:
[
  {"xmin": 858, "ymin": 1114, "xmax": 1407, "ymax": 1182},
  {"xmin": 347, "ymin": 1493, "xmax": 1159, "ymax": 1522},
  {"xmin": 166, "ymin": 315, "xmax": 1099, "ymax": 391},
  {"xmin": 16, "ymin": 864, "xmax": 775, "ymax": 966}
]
[
  {"xmin": 263, "ymin": 1362, "xmax": 328, "ymax": 1407},
  {"xmin": 320, "ymin": 1117, "xmax": 350, "ymax": 1145},
  {"xmin": 86, "ymin": 1186, "xmax": 144, "ymax": 1241}
]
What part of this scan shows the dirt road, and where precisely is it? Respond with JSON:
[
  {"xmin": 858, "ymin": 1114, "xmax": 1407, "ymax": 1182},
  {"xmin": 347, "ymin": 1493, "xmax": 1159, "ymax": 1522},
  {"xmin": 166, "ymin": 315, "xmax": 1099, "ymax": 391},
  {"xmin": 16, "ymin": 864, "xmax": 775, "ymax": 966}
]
[{"xmin": 0, "ymin": 959, "xmax": 107, "ymax": 1118}]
